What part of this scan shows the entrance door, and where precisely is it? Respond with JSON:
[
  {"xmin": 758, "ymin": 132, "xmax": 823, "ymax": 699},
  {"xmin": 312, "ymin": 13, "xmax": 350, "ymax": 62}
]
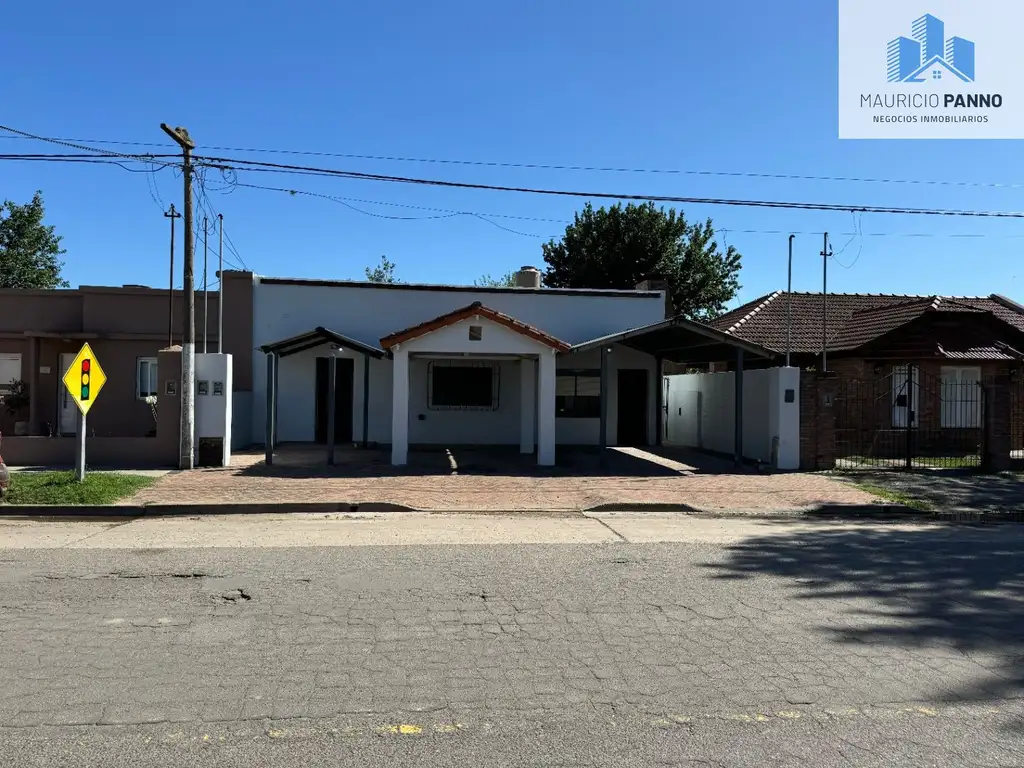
[
  {"xmin": 315, "ymin": 357, "xmax": 354, "ymax": 444},
  {"xmin": 617, "ymin": 369, "xmax": 649, "ymax": 446},
  {"xmin": 59, "ymin": 352, "xmax": 78, "ymax": 435}
]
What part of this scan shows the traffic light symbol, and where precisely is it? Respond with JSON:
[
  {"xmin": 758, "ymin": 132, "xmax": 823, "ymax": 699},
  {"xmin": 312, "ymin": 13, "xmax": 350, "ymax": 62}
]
[{"xmin": 81, "ymin": 358, "xmax": 91, "ymax": 401}]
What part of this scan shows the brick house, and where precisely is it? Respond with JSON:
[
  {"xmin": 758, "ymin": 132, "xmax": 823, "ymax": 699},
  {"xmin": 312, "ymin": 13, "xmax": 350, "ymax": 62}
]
[{"xmin": 706, "ymin": 291, "xmax": 1024, "ymax": 468}]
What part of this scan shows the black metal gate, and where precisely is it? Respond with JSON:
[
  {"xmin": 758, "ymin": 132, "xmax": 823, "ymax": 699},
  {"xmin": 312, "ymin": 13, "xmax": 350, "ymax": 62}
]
[
  {"xmin": 834, "ymin": 365, "xmax": 984, "ymax": 469},
  {"xmin": 1011, "ymin": 377, "xmax": 1024, "ymax": 469}
]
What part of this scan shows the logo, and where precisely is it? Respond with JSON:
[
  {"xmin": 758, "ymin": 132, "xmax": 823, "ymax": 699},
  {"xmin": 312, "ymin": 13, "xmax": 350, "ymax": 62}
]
[{"xmin": 887, "ymin": 13, "xmax": 975, "ymax": 83}]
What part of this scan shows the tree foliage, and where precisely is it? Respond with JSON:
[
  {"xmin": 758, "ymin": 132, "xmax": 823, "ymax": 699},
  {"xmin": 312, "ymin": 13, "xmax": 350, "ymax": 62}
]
[
  {"xmin": 364, "ymin": 255, "xmax": 398, "ymax": 284},
  {"xmin": 541, "ymin": 202, "xmax": 741, "ymax": 320},
  {"xmin": 0, "ymin": 191, "xmax": 68, "ymax": 290},
  {"xmin": 474, "ymin": 271, "xmax": 515, "ymax": 287}
]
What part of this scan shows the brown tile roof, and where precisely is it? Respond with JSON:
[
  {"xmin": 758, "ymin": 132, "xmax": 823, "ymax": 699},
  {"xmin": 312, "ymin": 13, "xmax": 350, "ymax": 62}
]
[
  {"xmin": 710, "ymin": 291, "xmax": 1024, "ymax": 354},
  {"xmin": 379, "ymin": 302, "xmax": 571, "ymax": 352}
]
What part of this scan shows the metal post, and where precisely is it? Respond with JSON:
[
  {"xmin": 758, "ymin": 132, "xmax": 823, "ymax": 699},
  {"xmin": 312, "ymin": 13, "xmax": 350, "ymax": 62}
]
[
  {"xmin": 160, "ymin": 123, "xmax": 196, "ymax": 471},
  {"xmin": 75, "ymin": 411, "xmax": 86, "ymax": 482},
  {"xmin": 599, "ymin": 346, "xmax": 609, "ymax": 467},
  {"xmin": 786, "ymin": 234, "xmax": 794, "ymax": 367},
  {"xmin": 734, "ymin": 348, "xmax": 744, "ymax": 467},
  {"xmin": 327, "ymin": 355, "xmax": 337, "ymax": 465},
  {"xmin": 164, "ymin": 204, "xmax": 180, "ymax": 348},
  {"xmin": 362, "ymin": 355, "xmax": 370, "ymax": 448},
  {"xmin": 821, "ymin": 232, "xmax": 831, "ymax": 373},
  {"xmin": 905, "ymin": 365, "xmax": 915, "ymax": 469},
  {"xmin": 655, "ymin": 356, "xmax": 665, "ymax": 446},
  {"xmin": 272, "ymin": 353, "xmax": 280, "ymax": 448},
  {"xmin": 264, "ymin": 353, "xmax": 275, "ymax": 465},
  {"xmin": 217, "ymin": 214, "xmax": 224, "ymax": 354},
  {"xmin": 202, "ymin": 216, "xmax": 209, "ymax": 354}
]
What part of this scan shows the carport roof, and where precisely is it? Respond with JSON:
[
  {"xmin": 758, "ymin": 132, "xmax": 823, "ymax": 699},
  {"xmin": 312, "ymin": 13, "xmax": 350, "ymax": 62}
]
[
  {"xmin": 260, "ymin": 327, "xmax": 385, "ymax": 358},
  {"xmin": 572, "ymin": 316, "xmax": 776, "ymax": 363}
]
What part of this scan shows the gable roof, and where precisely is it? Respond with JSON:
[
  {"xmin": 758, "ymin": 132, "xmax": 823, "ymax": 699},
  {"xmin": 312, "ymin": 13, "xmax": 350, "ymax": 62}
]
[
  {"xmin": 379, "ymin": 302, "xmax": 571, "ymax": 352},
  {"xmin": 905, "ymin": 55, "xmax": 972, "ymax": 83},
  {"xmin": 710, "ymin": 292, "xmax": 1024, "ymax": 355},
  {"xmin": 260, "ymin": 326, "xmax": 385, "ymax": 358}
]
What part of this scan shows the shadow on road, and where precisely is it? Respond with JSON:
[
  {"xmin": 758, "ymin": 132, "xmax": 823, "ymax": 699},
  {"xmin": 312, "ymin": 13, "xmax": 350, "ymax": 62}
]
[{"xmin": 708, "ymin": 523, "xmax": 1024, "ymax": 729}]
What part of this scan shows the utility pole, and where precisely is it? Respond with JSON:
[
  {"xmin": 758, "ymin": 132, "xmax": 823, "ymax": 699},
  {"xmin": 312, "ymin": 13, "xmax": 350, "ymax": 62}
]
[
  {"xmin": 218, "ymin": 214, "xmax": 224, "ymax": 353},
  {"xmin": 203, "ymin": 216, "xmax": 209, "ymax": 354},
  {"xmin": 160, "ymin": 123, "xmax": 196, "ymax": 470},
  {"xmin": 786, "ymin": 234, "xmax": 794, "ymax": 368},
  {"xmin": 164, "ymin": 204, "xmax": 181, "ymax": 348},
  {"xmin": 820, "ymin": 232, "xmax": 832, "ymax": 373}
]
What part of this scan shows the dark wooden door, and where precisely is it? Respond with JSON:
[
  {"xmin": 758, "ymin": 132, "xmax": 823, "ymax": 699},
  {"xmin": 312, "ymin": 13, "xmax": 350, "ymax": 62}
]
[
  {"xmin": 315, "ymin": 357, "xmax": 354, "ymax": 444},
  {"xmin": 617, "ymin": 369, "xmax": 649, "ymax": 446}
]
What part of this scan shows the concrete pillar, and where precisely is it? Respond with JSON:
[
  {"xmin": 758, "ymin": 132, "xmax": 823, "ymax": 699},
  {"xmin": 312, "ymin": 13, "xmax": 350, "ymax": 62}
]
[
  {"xmin": 537, "ymin": 351, "xmax": 557, "ymax": 466},
  {"xmin": 655, "ymin": 356, "xmax": 664, "ymax": 447},
  {"xmin": 362, "ymin": 354, "xmax": 371, "ymax": 448},
  {"xmin": 391, "ymin": 346, "xmax": 409, "ymax": 465},
  {"xmin": 519, "ymin": 358, "xmax": 535, "ymax": 454},
  {"xmin": 734, "ymin": 349, "xmax": 744, "ymax": 466},
  {"xmin": 983, "ymin": 374, "xmax": 1012, "ymax": 472}
]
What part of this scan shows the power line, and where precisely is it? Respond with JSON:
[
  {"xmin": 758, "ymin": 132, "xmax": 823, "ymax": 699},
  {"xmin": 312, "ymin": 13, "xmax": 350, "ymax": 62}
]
[
  {"xmin": 194, "ymin": 155, "xmax": 1024, "ymax": 220},
  {"xmin": 2, "ymin": 131, "xmax": 1019, "ymax": 188}
]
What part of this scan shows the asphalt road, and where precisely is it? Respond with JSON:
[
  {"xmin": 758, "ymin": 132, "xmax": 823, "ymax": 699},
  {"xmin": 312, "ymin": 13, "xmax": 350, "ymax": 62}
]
[{"xmin": 0, "ymin": 514, "xmax": 1022, "ymax": 767}]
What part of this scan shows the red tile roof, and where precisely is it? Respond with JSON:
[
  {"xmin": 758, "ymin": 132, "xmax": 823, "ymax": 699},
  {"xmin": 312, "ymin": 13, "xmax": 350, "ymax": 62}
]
[
  {"xmin": 709, "ymin": 292, "xmax": 1024, "ymax": 355},
  {"xmin": 379, "ymin": 302, "xmax": 571, "ymax": 352}
]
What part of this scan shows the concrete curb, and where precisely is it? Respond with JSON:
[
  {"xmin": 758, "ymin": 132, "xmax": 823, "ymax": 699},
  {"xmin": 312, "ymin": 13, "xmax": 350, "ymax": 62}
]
[{"xmin": 0, "ymin": 502, "xmax": 417, "ymax": 518}]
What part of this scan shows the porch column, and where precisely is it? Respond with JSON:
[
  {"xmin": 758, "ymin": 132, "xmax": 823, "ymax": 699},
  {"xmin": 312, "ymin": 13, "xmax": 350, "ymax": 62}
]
[
  {"xmin": 272, "ymin": 352, "xmax": 280, "ymax": 448},
  {"xmin": 264, "ymin": 352, "xmax": 275, "ymax": 465},
  {"xmin": 326, "ymin": 355, "xmax": 337, "ymax": 465},
  {"xmin": 734, "ymin": 348, "xmax": 744, "ymax": 467},
  {"xmin": 655, "ymin": 356, "xmax": 664, "ymax": 447},
  {"xmin": 391, "ymin": 345, "xmax": 409, "ymax": 465},
  {"xmin": 27, "ymin": 336, "xmax": 40, "ymax": 435},
  {"xmin": 362, "ymin": 353, "xmax": 371, "ymax": 448},
  {"xmin": 537, "ymin": 350, "xmax": 557, "ymax": 466},
  {"xmin": 519, "ymin": 358, "xmax": 535, "ymax": 454}
]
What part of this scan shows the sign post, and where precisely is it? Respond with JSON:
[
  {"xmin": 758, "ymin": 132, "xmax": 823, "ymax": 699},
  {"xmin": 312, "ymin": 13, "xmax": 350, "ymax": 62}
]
[{"xmin": 61, "ymin": 343, "xmax": 107, "ymax": 482}]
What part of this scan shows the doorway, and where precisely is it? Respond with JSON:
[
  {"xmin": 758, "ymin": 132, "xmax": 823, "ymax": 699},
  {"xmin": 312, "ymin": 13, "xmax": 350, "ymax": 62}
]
[
  {"xmin": 315, "ymin": 357, "xmax": 354, "ymax": 444},
  {"xmin": 59, "ymin": 352, "xmax": 78, "ymax": 435},
  {"xmin": 617, "ymin": 369, "xmax": 649, "ymax": 446}
]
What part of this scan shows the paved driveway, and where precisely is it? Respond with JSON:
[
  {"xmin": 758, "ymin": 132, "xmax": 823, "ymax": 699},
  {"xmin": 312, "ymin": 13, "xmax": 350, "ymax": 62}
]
[{"xmin": 124, "ymin": 445, "xmax": 880, "ymax": 513}]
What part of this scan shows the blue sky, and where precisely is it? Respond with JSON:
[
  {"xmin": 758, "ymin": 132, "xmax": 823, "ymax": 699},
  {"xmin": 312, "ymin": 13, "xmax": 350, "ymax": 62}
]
[{"xmin": 4, "ymin": 0, "xmax": 1023, "ymax": 310}]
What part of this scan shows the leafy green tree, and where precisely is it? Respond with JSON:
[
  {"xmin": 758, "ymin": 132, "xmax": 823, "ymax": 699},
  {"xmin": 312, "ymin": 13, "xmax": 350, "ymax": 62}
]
[
  {"xmin": 474, "ymin": 271, "xmax": 515, "ymax": 287},
  {"xmin": 541, "ymin": 202, "xmax": 741, "ymax": 320},
  {"xmin": 364, "ymin": 255, "xmax": 398, "ymax": 284},
  {"xmin": 0, "ymin": 191, "xmax": 68, "ymax": 289}
]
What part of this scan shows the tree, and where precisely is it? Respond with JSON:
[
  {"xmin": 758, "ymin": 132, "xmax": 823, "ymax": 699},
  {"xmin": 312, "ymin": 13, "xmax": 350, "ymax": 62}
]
[
  {"xmin": 474, "ymin": 271, "xmax": 515, "ymax": 287},
  {"xmin": 364, "ymin": 255, "xmax": 398, "ymax": 284},
  {"xmin": 0, "ymin": 191, "xmax": 68, "ymax": 290},
  {"xmin": 541, "ymin": 202, "xmax": 741, "ymax": 320}
]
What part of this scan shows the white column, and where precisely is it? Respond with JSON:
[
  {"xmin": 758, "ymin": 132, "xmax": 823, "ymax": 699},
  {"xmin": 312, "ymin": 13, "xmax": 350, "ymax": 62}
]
[
  {"xmin": 519, "ymin": 358, "xmax": 536, "ymax": 453},
  {"xmin": 537, "ymin": 350, "xmax": 557, "ymax": 466},
  {"xmin": 391, "ymin": 346, "xmax": 409, "ymax": 465}
]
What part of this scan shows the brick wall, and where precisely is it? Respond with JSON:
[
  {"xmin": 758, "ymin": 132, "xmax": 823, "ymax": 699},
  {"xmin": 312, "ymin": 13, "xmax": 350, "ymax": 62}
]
[{"xmin": 799, "ymin": 373, "xmax": 840, "ymax": 470}]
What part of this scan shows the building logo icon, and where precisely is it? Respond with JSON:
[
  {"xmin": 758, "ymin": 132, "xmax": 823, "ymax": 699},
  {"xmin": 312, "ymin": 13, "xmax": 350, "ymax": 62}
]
[{"xmin": 887, "ymin": 13, "xmax": 975, "ymax": 83}]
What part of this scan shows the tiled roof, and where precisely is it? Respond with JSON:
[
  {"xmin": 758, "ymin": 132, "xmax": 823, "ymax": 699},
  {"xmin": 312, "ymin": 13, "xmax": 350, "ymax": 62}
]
[
  {"xmin": 379, "ymin": 302, "xmax": 571, "ymax": 352},
  {"xmin": 710, "ymin": 292, "xmax": 1024, "ymax": 354}
]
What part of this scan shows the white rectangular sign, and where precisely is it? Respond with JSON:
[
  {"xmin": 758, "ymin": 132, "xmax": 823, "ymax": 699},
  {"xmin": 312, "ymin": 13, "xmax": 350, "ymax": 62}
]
[{"xmin": 839, "ymin": 0, "xmax": 1024, "ymax": 139}]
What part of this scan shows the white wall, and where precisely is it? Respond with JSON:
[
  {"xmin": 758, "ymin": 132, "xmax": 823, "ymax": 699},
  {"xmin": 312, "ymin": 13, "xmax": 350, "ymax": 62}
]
[{"xmin": 664, "ymin": 367, "xmax": 800, "ymax": 469}]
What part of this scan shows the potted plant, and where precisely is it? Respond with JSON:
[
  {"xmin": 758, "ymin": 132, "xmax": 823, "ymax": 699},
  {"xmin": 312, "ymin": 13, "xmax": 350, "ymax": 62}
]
[{"xmin": 3, "ymin": 379, "xmax": 29, "ymax": 436}]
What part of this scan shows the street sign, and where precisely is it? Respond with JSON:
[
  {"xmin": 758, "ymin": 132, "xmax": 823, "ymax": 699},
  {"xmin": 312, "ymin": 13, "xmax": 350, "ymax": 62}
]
[{"xmin": 61, "ymin": 343, "xmax": 107, "ymax": 416}]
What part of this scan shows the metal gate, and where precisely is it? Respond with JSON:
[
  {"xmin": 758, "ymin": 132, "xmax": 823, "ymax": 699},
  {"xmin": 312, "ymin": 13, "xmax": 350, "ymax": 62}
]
[
  {"xmin": 1011, "ymin": 377, "xmax": 1024, "ymax": 468},
  {"xmin": 834, "ymin": 365, "xmax": 984, "ymax": 469}
]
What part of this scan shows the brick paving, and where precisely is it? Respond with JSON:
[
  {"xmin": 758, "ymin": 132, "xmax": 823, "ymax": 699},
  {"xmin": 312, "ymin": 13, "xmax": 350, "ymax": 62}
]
[{"xmin": 124, "ymin": 445, "xmax": 879, "ymax": 512}]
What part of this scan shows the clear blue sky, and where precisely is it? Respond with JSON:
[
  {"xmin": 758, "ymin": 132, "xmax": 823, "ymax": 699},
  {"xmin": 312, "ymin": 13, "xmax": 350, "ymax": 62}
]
[{"xmin": 4, "ymin": 0, "xmax": 1024, "ymax": 310}]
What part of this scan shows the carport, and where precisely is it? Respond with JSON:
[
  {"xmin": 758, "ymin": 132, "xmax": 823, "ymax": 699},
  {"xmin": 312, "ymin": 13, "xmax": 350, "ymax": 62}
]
[
  {"xmin": 259, "ymin": 326, "xmax": 386, "ymax": 465},
  {"xmin": 572, "ymin": 316, "xmax": 777, "ymax": 466}
]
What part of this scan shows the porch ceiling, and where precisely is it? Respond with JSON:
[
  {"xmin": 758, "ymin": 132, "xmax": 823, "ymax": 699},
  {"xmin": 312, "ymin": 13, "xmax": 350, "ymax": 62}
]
[
  {"xmin": 572, "ymin": 316, "xmax": 777, "ymax": 364},
  {"xmin": 260, "ymin": 326, "xmax": 385, "ymax": 359}
]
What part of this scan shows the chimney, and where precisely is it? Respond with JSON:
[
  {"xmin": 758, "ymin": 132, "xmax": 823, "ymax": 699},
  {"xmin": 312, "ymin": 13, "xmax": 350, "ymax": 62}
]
[
  {"xmin": 635, "ymin": 277, "xmax": 673, "ymax": 318},
  {"xmin": 514, "ymin": 266, "xmax": 542, "ymax": 289}
]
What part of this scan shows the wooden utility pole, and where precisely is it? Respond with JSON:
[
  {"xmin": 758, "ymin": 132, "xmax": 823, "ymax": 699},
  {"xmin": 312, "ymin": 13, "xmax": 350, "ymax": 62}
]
[
  {"xmin": 164, "ymin": 204, "xmax": 181, "ymax": 347},
  {"xmin": 160, "ymin": 123, "xmax": 196, "ymax": 470}
]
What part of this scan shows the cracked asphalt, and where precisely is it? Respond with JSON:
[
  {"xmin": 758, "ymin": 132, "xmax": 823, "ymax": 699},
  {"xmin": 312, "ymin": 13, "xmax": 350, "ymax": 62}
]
[{"xmin": 0, "ymin": 514, "xmax": 1022, "ymax": 767}]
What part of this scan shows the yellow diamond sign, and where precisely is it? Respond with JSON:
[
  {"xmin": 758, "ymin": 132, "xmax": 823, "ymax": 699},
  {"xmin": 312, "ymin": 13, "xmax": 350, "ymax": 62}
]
[{"xmin": 61, "ymin": 342, "xmax": 107, "ymax": 416}]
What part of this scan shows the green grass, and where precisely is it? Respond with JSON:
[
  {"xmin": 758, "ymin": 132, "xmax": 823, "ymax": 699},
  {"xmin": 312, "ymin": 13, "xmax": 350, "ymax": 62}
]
[
  {"xmin": 846, "ymin": 481, "xmax": 935, "ymax": 512},
  {"xmin": 0, "ymin": 471, "xmax": 156, "ymax": 505}
]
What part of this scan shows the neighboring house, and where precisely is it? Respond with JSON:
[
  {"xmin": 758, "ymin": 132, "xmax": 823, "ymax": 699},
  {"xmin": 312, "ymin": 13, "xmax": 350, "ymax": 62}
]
[
  {"xmin": 708, "ymin": 291, "xmax": 1024, "ymax": 465},
  {"xmin": 0, "ymin": 272, "xmax": 255, "ymax": 443},
  {"xmin": 255, "ymin": 267, "xmax": 771, "ymax": 466}
]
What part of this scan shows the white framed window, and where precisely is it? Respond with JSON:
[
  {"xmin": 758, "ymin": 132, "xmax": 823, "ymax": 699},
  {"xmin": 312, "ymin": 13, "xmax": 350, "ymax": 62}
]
[
  {"xmin": 940, "ymin": 366, "xmax": 982, "ymax": 428},
  {"xmin": 0, "ymin": 353, "xmax": 22, "ymax": 394},
  {"xmin": 136, "ymin": 357, "xmax": 158, "ymax": 399}
]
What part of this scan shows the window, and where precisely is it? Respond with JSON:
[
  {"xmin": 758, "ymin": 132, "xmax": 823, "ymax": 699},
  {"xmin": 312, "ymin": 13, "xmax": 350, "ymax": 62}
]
[
  {"xmin": 0, "ymin": 354, "xmax": 22, "ymax": 394},
  {"xmin": 556, "ymin": 369, "xmax": 601, "ymax": 418},
  {"xmin": 136, "ymin": 357, "xmax": 158, "ymax": 399},
  {"xmin": 940, "ymin": 366, "xmax": 982, "ymax": 428},
  {"xmin": 468, "ymin": 325, "xmax": 482, "ymax": 341},
  {"xmin": 428, "ymin": 362, "xmax": 499, "ymax": 410}
]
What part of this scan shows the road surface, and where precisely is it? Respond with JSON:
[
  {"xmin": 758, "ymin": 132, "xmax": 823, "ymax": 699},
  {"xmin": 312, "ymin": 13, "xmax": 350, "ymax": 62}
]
[{"xmin": 0, "ymin": 513, "xmax": 1021, "ymax": 767}]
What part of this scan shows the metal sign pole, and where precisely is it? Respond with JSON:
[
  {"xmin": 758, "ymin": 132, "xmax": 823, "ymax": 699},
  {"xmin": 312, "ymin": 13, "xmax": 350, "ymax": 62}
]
[{"xmin": 76, "ymin": 411, "xmax": 86, "ymax": 482}]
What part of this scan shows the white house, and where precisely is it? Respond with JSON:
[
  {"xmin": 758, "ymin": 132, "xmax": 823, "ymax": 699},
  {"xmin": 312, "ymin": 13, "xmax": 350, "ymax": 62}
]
[{"xmin": 252, "ymin": 267, "xmax": 770, "ymax": 466}]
